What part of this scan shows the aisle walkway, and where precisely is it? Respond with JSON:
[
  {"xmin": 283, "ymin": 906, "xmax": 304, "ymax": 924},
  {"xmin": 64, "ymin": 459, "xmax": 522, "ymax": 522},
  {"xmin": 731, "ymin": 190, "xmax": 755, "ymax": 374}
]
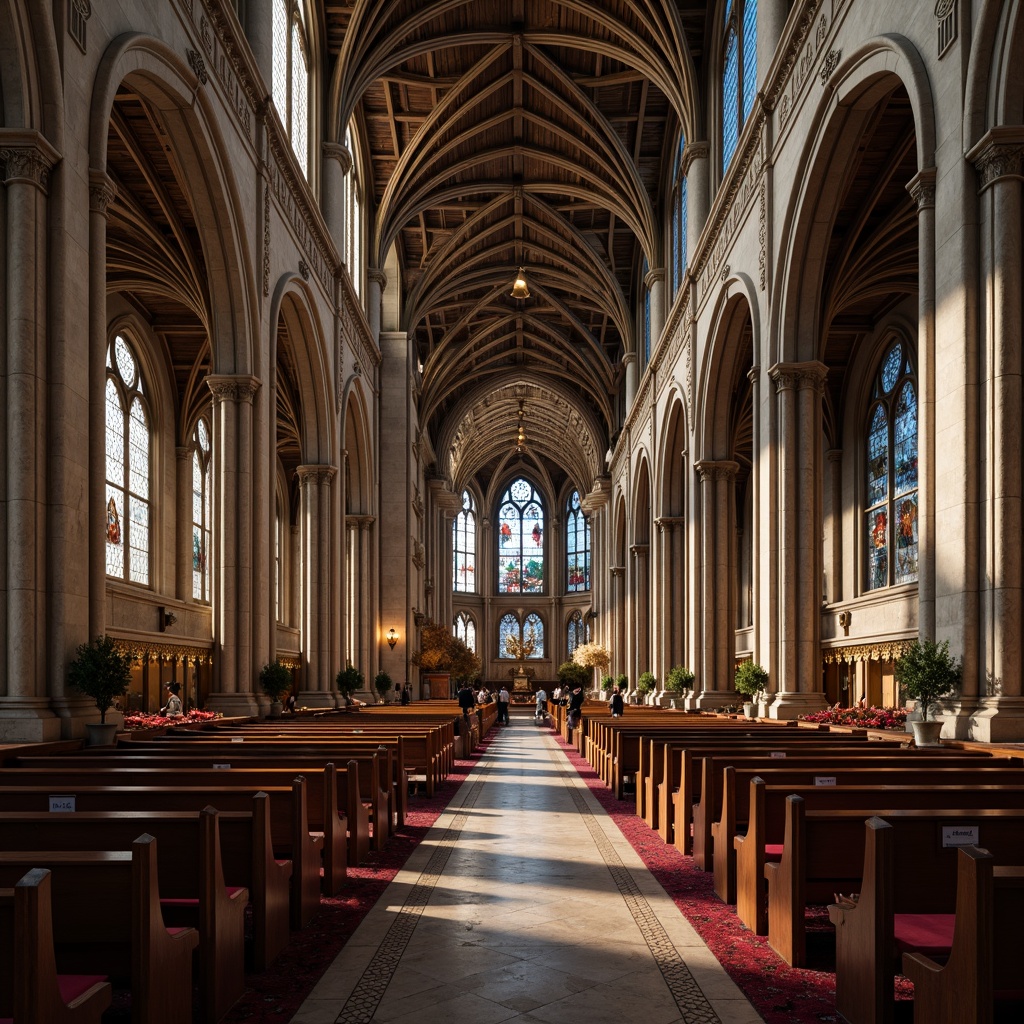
[{"xmin": 291, "ymin": 718, "xmax": 762, "ymax": 1024}]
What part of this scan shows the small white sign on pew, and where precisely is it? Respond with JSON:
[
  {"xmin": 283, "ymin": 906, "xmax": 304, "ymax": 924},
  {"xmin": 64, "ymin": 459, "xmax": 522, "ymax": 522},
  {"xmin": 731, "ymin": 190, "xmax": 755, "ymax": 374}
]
[
  {"xmin": 770, "ymin": 751, "xmax": 786, "ymax": 758},
  {"xmin": 942, "ymin": 825, "xmax": 980, "ymax": 848},
  {"xmin": 212, "ymin": 763, "xmax": 232, "ymax": 770},
  {"xmin": 814, "ymin": 776, "xmax": 837, "ymax": 787},
  {"xmin": 49, "ymin": 794, "xmax": 75, "ymax": 812}
]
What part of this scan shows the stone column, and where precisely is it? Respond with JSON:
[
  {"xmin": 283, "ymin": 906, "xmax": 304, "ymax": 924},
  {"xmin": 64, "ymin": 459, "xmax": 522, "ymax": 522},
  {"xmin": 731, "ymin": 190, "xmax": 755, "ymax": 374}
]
[
  {"xmin": 297, "ymin": 465, "xmax": 337, "ymax": 707},
  {"xmin": 757, "ymin": 0, "xmax": 789, "ymax": 93},
  {"xmin": 321, "ymin": 142, "xmax": 351, "ymax": 254},
  {"xmin": 693, "ymin": 461, "xmax": 739, "ymax": 708},
  {"xmin": 205, "ymin": 375, "xmax": 261, "ymax": 717},
  {"xmin": 175, "ymin": 445, "xmax": 195, "ymax": 601},
  {"xmin": 0, "ymin": 135, "xmax": 61, "ymax": 741},
  {"xmin": 645, "ymin": 267, "xmax": 666, "ymax": 351},
  {"xmin": 610, "ymin": 566, "xmax": 625, "ymax": 677},
  {"xmin": 825, "ymin": 449, "xmax": 843, "ymax": 605},
  {"xmin": 907, "ymin": 168, "xmax": 937, "ymax": 642},
  {"xmin": 768, "ymin": 362, "xmax": 828, "ymax": 718},
  {"xmin": 747, "ymin": 365, "xmax": 762, "ymax": 653},
  {"xmin": 655, "ymin": 517, "xmax": 686, "ymax": 675},
  {"xmin": 87, "ymin": 168, "xmax": 116, "ymax": 640},
  {"xmin": 631, "ymin": 543, "xmax": 650, "ymax": 685},
  {"xmin": 623, "ymin": 352, "xmax": 638, "ymax": 410},
  {"xmin": 966, "ymin": 131, "xmax": 1024, "ymax": 740},
  {"xmin": 243, "ymin": 0, "xmax": 274, "ymax": 91},
  {"xmin": 358, "ymin": 516, "xmax": 374, "ymax": 680},
  {"xmin": 684, "ymin": 143, "xmax": 710, "ymax": 261},
  {"xmin": 366, "ymin": 268, "xmax": 386, "ymax": 345}
]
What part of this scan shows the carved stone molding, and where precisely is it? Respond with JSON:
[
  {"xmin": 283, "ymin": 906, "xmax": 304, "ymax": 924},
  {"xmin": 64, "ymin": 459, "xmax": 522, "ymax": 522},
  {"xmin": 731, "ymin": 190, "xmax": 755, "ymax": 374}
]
[
  {"xmin": 694, "ymin": 460, "xmax": 740, "ymax": 482},
  {"xmin": 206, "ymin": 374, "xmax": 261, "ymax": 404},
  {"xmin": 298, "ymin": 259, "xmax": 310, "ymax": 281},
  {"xmin": 186, "ymin": 48, "xmax": 208, "ymax": 85},
  {"xmin": 0, "ymin": 131, "xmax": 60, "ymax": 192},
  {"xmin": 609, "ymin": 566, "xmax": 625, "ymax": 578},
  {"xmin": 819, "ymin": 49, "xmax": 841, "ymax": 84},
  {"xmin": 655, "ymin": 516, "xmax": 686, "ymax": 533},
  {"xmin": 88, "ymin": 169, "xmax": 118, "ymax": 214},
  {"xmin": 822, "ymin": 639, "xmax": 914, "ymax": 664},
  {"xmin": 296, "ymin": 464, "xmax": 338, "ymax": 485},
  {"xmin": 969, "ymin": 128, "xmax": 1024, "ymax": 191},
  {"xmin": 769, "ymin": 361, "xmax": 828, "ymax": 395},
  {"xmin": 906, "ymin": 168, "xmax": 937, "ymax": 210}
]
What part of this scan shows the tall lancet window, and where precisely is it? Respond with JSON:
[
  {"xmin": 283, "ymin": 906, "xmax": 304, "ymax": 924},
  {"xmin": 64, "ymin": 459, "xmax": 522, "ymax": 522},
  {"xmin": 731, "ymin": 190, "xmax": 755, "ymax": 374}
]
[
  {"xmin": 453, "ymin": 490, "xmax": 476, "ymax": 592},
  {"xmin": 670, "ymin": 134, "xmax": 688, "ymax": 296},
  {"xmin": 105, "ymin": 334, "xmax": 151, "ymax": 584},
  {"xmin": 272, "ymin": 0, "xmax": 310, "ymax": 176},
  {"xmin": 497, "ymin": 478, "xmax": 544, "ymax": 594},
  {"xmin": 865, "ymin": 340, "xmax": 918, "ymax": 591},
  {"xmin": 192, "ymin": 418, "xmax": 213, "ymax": 602},
  {"xmin": 722, "ymin": 0, "xmax": 757, "ymax": 170},
  {"xmin": 566, "ymin": 490, "xmax": 590, "ymax": 592}
]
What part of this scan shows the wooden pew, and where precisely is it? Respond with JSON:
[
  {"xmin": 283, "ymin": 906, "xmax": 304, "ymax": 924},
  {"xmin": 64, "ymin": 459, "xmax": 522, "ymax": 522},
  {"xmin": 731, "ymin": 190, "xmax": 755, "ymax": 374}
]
[
  {"xmin": 0, "ymin": 837, "xmax": 198, "ymax": 1024},
  {"xmin": 761, "ymin": 799, "xmax": 1024, "ymax": 969},
  {"xmin": 0, "ymin": 869, "xmax": 112, "ymax": 1024},
  {"xmin": 830, "ymin": 818, "xmax": 1024, "ymax": 1024}
]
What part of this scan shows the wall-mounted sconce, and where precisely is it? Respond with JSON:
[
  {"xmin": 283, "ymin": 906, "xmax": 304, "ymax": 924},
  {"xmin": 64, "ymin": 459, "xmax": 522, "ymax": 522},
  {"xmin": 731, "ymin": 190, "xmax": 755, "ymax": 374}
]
[
  {"xmin": 837, "ymin": 610, "xmax": 851, "ymax": 637},
  {"xmin": 386, "ymin": 628, "xmax": 399, "ymax": 650},
  {"xmin": 159, "ymin": 607, "xmax": 177, "ymax": 632}
]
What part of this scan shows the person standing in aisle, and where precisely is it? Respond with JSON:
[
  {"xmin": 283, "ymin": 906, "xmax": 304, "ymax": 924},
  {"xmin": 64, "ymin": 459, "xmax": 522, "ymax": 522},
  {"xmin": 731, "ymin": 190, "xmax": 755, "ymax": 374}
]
[{"xmin": 497, "ymin": 685, "xmax": 511, "ymax": 724}]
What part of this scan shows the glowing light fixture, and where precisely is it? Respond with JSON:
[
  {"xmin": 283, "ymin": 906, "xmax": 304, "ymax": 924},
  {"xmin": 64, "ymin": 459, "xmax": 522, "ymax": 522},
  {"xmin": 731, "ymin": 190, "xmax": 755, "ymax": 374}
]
[
  {"xmin": 386, "ymin": 628, "xmax": 398, "ymax": 650},
  {"xmin": 510, "ymin": 267, "xmax": 530, "ymax": 299}
]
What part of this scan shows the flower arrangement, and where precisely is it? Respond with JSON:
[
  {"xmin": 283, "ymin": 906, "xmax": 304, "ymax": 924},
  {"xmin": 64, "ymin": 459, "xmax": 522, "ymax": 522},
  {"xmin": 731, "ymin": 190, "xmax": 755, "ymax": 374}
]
[
  {"xmin": 123, "ymin": 709, "xmax": 220, "ymax": 730},
  {"xmin": 799, "ymin": 704, "xmax": 909, "ymax": 730},
  {"xmin": 572, "ymin": 642, "xmax": 611, "ymax": 671}
]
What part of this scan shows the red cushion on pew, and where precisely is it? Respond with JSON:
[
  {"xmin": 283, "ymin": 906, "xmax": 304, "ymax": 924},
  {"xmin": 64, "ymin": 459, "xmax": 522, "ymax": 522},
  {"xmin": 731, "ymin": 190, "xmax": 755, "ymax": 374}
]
[
  {"xmin": 894, "ymin": 913, "xmax": 956, "ymax": 957},
  {"xmin": 764, "ymin": 844, "xmax": 784, "ymax": 861},
  {"xmin": 167, "ymin": 927, "xmax": 191, "ymax": 936},
  {"xmin": 226, "ymin": 886, "xmax": 245, "ymax": 897},
  {"xmin": 160, "ymin": 898, "xmax": 199, "ymax": 907},
  {"xmin": 58, "ymin": 975, "xmax": 108, "ymax": 1002},
  {"xmin": 275, "ymin": 860, "xmax": 290, "ymax": 867}
]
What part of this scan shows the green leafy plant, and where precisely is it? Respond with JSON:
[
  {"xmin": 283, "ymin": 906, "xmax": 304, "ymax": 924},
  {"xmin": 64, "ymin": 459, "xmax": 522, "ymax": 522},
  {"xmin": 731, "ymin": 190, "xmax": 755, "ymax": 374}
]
[
  {"xmin": 68, "ymin": 636, "xmax": 134, "ymax": 724},
  {"xmin": 336, "ymin": 664, "xmax": 364, "ymax": 701},
  {"xmin": 895, "ymin": 638, "xmax": 961, "ymax": 722},
  {"xmin": 665, "ymin": 665, "xmax": 695, "ymax": 694},
  {"xmin": 637, "ymin": 671, "xmax": 657, "ymax": 695},
  {"xmin": 259, "ymin": 661, "xmax": 293, "ymax": 703},
  {"xmin": 734, "ymin": 660, "xmax": 769, "ymax": 703},
  {"xmin": 616, "ymin": 672, "xmax": 628, "ymax": 691},
  {"xmin": 373, "ymin": 670, "xmax": 393, "ymax": 701},
  {"xmin": 557, "ymin": 660, "xmax": 591, "ymax": 689},
  {"xmin": 601, "ymin": 674, "xmax": 615, "ymax": 692}
]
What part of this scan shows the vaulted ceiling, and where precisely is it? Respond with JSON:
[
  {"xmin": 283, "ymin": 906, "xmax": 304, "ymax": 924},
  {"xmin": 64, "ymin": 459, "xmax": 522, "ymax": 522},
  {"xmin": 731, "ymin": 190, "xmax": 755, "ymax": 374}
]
[{"xmin": 324, "ymin": 1, "xmax": 712, "ymax": 496}]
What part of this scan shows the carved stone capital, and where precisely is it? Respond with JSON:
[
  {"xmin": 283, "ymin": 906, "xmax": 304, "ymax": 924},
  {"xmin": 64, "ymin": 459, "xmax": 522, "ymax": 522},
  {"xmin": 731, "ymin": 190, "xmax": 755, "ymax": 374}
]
[
  {"xmin": 88, "ymin": 169, "xmax": 118, "ymax": 214},
  {"xmin": 367, "ymin": 266, "xmax": 388, "ymax": 290},
  {"xmin": 681, "ymin": 141, "xmax": 709, "ymax": 176},
  {"xmin": 655, "ymin": 515, "xmax": 686, "ymax": 533},
  {"xmin": 643, "ymin": 266, "xmax": 666, "ymax": 289},
  {"xmin": 969, "ymin": 128, "xmax": 1024, "ymax": 191},
  {"xmin": 609, "ymin": 566, "xmax": 625, "ymax": 578},
  {"xmin": 175, "ymin": 444, "xmax": 196, "ymax": 461},
  {"xmin": 322, "ymin": 142, "xmax": 353, "ymax": 174},
  {"xmin": 694, "ymin": 459, "xmax": 740, "ymax": 482},
  {"xmin": 0, "ymin": 130, "xmax": 60, "ymax": 191},
  {"xmin": 296, "ymin": 464, "xmax": 338, "ymax": 485},
  {"xmin": 621, "ymin": 351, "xmax": 637, "ymax": 367},
  {"xmin": 747, "ymin": 364, "xmax": 761, "ymax": 385},
  {"xmin": 769, "ymin": 361, "xmax": 828, "ymax": 395},
  {"xmin": 207, "ymin": 374, "xmax": 262, "ymax": 404},
  {"xmin": 906, "ymin": 167, "xmax": 937, "ymax": 210}
]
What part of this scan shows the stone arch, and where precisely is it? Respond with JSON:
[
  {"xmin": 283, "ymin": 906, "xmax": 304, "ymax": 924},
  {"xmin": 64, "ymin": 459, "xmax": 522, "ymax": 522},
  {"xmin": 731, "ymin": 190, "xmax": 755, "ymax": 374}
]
[
  {"xmin": 90, "ymin": 34, "xmax": 257, "ymax": 375},
  {"xmin": 965, "ymin": 0, "xmax": 1024, "ymax": 143},
  {"xmin": 342, "ymin": 382, "xmax": 374, "ymax": 516},
  {"xmin": 0, "ymin": 1, "xmax": 62, "ymax": 139},
  {"xmin": 773, "ymin": 36, "xmax": 935, "ymax": 365},
  {"xmin": 657, "ymin": 392, "xmax": 690, "ymax": 672}
]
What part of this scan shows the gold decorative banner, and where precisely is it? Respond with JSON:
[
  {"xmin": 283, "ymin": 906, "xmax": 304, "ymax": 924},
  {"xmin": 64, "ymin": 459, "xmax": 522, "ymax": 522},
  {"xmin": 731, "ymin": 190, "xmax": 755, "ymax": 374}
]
[{"xmin": 110, "ymin": 637, "xmax": 214, "ymax": 665}]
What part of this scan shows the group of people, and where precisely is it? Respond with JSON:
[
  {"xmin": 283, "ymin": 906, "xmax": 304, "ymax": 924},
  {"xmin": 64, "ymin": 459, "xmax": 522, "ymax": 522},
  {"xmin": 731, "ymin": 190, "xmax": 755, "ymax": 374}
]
[
  {"xmin": 455, "ymin": 680, "xmax": 596, "ymax": 729},
  {"xmin": 458, "ymin": 682, "xmax": 512, "ymax": 724}
]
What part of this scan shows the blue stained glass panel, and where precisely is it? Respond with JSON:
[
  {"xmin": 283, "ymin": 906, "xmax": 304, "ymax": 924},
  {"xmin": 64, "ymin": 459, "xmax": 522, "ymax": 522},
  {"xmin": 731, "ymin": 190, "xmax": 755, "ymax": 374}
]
[
  {"xmin": 881, "ymin": 343, "xmax": 902, "ymax": 393},
  {"xmin": 524, "ymin": 613, "xmax": 544, "ymax": 659},
  {"xmin": 895, "ymin": 492, "xmax": 919, "ymax": 585},
  {"xmin": 867, "ymin": 509, "xmax": 888, "ymax": 590},
  {"xmin": 742, "ymin": 0, "xmax": 757, "ymax": 122},
  {"xmin": 723, "ymin": 28, "xmax": 739, "ymax": 168},
  {"xmin": 498, "ymin": 613, "xmax": 518, "ymax": 659},
  {"xmin": 866, "ymin": 405, "xmax": 888, "ymax": 508},
  {"xmin": 894, "ymin": 382, "xmax": 918, "ymax": 494}
]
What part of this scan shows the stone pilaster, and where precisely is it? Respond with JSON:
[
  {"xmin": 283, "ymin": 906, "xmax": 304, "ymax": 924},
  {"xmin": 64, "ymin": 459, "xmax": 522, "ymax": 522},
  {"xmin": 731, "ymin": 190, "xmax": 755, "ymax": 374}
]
[
  {"xmin": 655, "ymin": 516, "xmax": 686, "ymax": 676},
  {"xmin": 683, "ymin": 143, "xmax": 709, "ymax": 260},
  {"xmin": 175, "ymin": 445, "xmax": 195, "ymax": 602},
  {"xmin": 644, "ymin": 266, "xmax": 666, "ymax": 352}
]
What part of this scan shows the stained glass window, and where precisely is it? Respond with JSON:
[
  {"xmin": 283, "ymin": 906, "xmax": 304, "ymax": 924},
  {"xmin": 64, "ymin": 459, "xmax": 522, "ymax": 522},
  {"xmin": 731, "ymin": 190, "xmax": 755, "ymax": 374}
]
[
  {"xmin": 454, "ymin": 612, "xmax": 477, "ymax": 653},
  {"xmin": 722, "ymin": 1, "xmax": 756, "ymax": 172},
  {"xmin": 275, "ymin": 495, "xmax": 283, "ymax": 621},
  {"xmin": 105, "ymin": 334, "xmax": 150, "ymax": 585},
  {"xmin": 671, "ymin": 135, "xmax": 688, "ymax": 295},
  {"xmin": 342, "ymin": 124, "xmax": 363, "ymax": 298},
  {"xmin": 643, "ymin": 258, "xmax": 652, "ymax": 364},
  {"xmin": 192, "ymin": 418, "xmax": 212, "ymax": 602},
  {"xmin": 567, "ymin": 610, "xmax": 589, "ymax": 658},
  {"xmin": 453, "ymin": 490, "xmax": 476, "ymax": 593},
  {"xmin": 271, "ymin": 0, "xmax": 310, "ymax": 177},
  {"xmin": 497, "ymin": 478, "xmax": 545, "ymax": 594},
  {"xmin": 498, "ymin": 613, "xmax": 544, "ymax": 659},
  {"xmin": 865, "ymin": 341, "xmax": 917, "ymax": 590},
  {"xmin": 566, "ymin": 490, "xmax": 591, "ymax": 592}
]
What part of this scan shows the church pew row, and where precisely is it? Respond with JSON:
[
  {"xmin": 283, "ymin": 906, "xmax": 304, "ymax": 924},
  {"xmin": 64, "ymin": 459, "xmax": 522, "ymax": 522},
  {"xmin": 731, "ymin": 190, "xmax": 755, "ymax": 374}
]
[
  {"xmin": 829, "ymin": 818, "xmax": 1024, "ymax": 1024},
  {"xmin": 117, "ymin": 733, "xmax": 408, "ymax": 826},
  {"xmin": 1, "ymin": 761, "xmax": 366, "ymax": 875},
  {"xmin": 0, "ymin": 838, "xmax": 198, "ymax": 1024},
  {"xmin": 757, "ymin": 798, "xmax": 1024, "ymax": 969},
  {"xmin": 0, "ymin": 869, "xmax": 112, "ymax": 1024},
  {"xmin": 0, "ymin": 808, "xmax": 248, "ymax": 1023},
  {"xmin": 713, "ymin": 762, "xmax": 1024, "ymax": 905},
  {"xmin": 672, "ymin": 748, "xmax": 1004, "ymax": 860}
]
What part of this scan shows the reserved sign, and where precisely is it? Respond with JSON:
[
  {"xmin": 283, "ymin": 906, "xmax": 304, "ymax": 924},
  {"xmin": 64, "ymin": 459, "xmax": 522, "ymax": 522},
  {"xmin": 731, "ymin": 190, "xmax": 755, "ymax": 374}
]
[
  {"xmin": 942, "ymin": 825, "xmax": 980, "ymax": 848},
  {"xmin": 49, "ymin": 794, "xmax": 75, "ymax": 813},
  {"xmin": 212, "ymin": 763, "xmax": 232, "ymax": 770},
  {"xmin": 814, "ymin": 776, "xmax": 837, "ymax": 787},
  {"xmin": 770, "ymin": 751, "xmax": 786, "ymax": 758}
]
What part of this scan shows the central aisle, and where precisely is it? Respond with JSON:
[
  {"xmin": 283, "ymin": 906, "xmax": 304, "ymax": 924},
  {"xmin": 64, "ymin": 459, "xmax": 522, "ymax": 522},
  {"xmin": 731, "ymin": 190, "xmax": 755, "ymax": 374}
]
[{"xmin": 291, "ymin": 718, "xmax": 762, "ymax": 1024}]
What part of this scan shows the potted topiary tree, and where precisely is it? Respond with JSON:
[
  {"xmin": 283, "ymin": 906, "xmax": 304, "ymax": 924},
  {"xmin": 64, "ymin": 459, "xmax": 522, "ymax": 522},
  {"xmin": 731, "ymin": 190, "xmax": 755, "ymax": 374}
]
[
  {"xmin": 894, "ymin": 638, "xmax": 961, "ymax": 746},
  {"xmin": 557, "ymin": 660, "xmax": 591, "ymax": 694},
  {"xmin": 665, "ymin": 665, "xmax": 695, "ymax": 708},
  {"xmin": 336, "ymin": 664, "xmax": 364, "ymax": 707},
  {"xmin": 68, "ymin": 635, "xmax": 134, "ymax": 745},
  {"xmin": 373, "ymin": 670, "xmax": 393, "ymax": 704},
  {"xmin": 259, "ymin": 660, "xmax": 292, "ymax": 718},
  {"xmin": 734, "ymin": 660, "xmax": 768, "ymax": 718},
  {"xmin": 637, "ymin": 671, "xmax": 657, "ymax": 704}
]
